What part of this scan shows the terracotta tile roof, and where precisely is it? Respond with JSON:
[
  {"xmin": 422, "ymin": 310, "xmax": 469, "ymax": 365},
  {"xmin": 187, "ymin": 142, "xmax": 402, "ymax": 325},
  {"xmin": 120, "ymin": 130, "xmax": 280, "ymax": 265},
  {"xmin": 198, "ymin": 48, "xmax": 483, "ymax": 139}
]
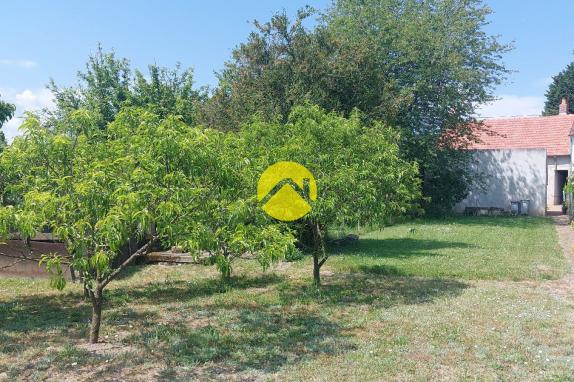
[{"xmin": 469, "ymin": 115, "xmax": 574, "ymax": 156}]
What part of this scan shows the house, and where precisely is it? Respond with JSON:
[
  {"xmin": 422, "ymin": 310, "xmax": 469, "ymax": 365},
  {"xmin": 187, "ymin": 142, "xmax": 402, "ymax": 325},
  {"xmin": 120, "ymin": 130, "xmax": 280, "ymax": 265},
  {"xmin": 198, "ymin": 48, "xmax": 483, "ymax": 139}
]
[{"xmin": 455, "ymin": 98, "xmax": 574, "ymax": 216}]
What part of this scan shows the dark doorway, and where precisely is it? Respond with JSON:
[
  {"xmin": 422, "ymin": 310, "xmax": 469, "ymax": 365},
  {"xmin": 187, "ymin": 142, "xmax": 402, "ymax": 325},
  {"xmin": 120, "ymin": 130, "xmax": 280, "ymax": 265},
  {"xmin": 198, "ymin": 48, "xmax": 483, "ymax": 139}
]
[{"xmin": 554, "ymin": 170, "xmax": 569, "ymax": 205}]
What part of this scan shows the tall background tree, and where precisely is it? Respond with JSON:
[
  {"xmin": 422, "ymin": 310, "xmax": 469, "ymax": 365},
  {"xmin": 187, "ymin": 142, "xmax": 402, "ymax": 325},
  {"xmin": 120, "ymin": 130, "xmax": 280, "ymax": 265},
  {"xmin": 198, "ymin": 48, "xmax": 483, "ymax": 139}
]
[
  {"xmin": 203, "ymin": 0, "xmax": 510, "ymax": 213},
  {"xmin": 544, "ymin": 61, "xmax": 574, "ymax": 115},
  {"xmin": 48, "ymin": 44, "xmax": 206, "ymax": 130},
  {"xmin": 0, "ymin": 94, "xmax": 15, "ymax": 149}
]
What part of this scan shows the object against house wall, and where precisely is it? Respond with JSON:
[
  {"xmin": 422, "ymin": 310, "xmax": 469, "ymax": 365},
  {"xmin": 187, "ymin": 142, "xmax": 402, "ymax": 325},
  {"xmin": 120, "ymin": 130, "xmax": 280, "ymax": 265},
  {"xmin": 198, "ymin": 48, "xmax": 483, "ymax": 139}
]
[
  {"xmin": 546, "ymin": 155, "xmax": 570, "ymax": 206},
  {"xmin": 455, "ymin": 149, "xmax": 547, "ymax": 216}
]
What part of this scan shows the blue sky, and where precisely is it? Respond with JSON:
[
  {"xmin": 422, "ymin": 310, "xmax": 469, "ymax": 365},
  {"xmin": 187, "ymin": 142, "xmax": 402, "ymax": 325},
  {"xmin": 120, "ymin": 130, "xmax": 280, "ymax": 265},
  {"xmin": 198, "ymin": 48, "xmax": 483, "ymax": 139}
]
[{"xmin": 1, "ymin": 0, "xmax": 574, "ymax": 139}]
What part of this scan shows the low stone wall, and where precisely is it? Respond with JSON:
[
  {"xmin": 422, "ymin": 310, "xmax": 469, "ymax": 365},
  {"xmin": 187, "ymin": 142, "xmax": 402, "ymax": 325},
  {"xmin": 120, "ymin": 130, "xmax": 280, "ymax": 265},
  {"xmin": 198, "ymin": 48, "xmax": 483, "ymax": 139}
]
[{"xmin": 0, "ymin": 240, "xmax": 71, "ymax": 279}]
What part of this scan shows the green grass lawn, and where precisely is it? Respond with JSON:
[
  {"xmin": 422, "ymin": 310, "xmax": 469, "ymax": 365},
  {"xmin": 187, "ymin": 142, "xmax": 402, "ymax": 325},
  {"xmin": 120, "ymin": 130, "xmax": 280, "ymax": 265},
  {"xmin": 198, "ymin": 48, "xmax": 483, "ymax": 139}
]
[
  {"xmin": 329, "ymin": 216, "xmax": 568, "ymax": 280},
  {"xmin": 0, "ymin": 216, "xmax": 573, "ymax": 381}
]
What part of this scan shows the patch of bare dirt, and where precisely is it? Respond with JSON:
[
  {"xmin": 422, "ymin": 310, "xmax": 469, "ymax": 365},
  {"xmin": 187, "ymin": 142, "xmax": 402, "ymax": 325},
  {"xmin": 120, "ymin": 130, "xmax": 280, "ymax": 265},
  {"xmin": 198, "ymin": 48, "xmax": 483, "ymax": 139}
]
[
  {"xmin": 175, "ymin": 364, "xmax": 264, "ymax": 382},
  {"xmin": 48, "ymin": 363, "xmax": 163, "ymax": 382},
  {"xmin": 76, "ymin": 341, "xmax": 136, "ymax": 356},
  {"xmin": 273, "ymin": 261, "xmax": 293, "ymax": 271}
]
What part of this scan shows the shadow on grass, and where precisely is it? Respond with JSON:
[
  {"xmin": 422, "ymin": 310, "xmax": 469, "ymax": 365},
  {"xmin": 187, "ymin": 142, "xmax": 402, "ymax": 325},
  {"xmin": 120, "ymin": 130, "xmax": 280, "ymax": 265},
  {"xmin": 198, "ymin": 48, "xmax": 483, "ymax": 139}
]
[
  {"xmin": 357, "ymin": 264, "xmax": 408, "ymax": 276},
  {"xmin": 330, "ymin": 238, "xmax": 475, "ymax": 259},
  {"xmin": 0, "ymin": 292, "xmax": 161, "ymax": 345},
  {"xmin": 0, "ymin": 292, "xmax": 91, "ymax": 337},
  {"xmin": 0, "ymin": 274, "xmax": 282, "ymax": 336},
  {"xmin": 130, "ymin": 304, "xmax": 354, "ymax": 378},
  {"xmin": 277, "ymin": 272, "xmax": 470, "ymax": 308},
  {"xmin": 108, "ymin": 273, "xmax": 284, "ymax": 304},
  {"xmin": 125, "ymin": 272, "xmax": 469, "ymax": 377},
  {"xmin": 0, "ymin": 269, "xmax": 469, "ymax": 377}
]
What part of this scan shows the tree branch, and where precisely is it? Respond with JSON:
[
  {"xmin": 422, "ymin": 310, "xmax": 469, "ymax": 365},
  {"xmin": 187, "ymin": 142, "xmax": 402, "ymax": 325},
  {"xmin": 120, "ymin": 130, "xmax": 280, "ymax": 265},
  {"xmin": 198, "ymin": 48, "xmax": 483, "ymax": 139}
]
[{"xmin": 100, "ymin": 236, "xmax": 158, "ymax": 289}]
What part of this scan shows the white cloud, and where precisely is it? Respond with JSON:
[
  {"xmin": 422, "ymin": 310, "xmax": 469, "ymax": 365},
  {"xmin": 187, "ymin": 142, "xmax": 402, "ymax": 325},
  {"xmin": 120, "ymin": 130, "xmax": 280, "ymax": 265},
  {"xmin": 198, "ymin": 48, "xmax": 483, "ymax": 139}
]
[
  {"xmin": 0, "ymin": 88, "xmax": 54, "ymax": 142},
  {"xmin": 14, "ymin": 89, "xmax": 54, "ymax": 110},
  {"xmin": 0, "ymin": 59, "xmax": 37, "ymax": 69},
  {"xmin": 476, "ymin": 95, "xmax": 545, "ymax": 118},
  {"xmin": 2, "ymin": 118, "xmax": 23, "ymax": 142}
]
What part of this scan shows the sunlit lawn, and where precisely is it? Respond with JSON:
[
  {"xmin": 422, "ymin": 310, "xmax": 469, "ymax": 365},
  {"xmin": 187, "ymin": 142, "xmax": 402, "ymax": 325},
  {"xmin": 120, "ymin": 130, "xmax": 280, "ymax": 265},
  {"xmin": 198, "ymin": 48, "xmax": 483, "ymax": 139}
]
[
  {"xmin": 0, "ymin": 216, "xmax": 573, "ymax": 381},
  {"xmin": 329, "ymin": 216, "xmax": 568, "ymax": 280}
]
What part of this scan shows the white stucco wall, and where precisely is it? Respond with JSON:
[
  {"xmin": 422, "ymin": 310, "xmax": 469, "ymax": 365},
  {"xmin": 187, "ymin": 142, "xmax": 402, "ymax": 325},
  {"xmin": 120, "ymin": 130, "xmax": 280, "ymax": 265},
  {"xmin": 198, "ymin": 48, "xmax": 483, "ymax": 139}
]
[
  {"xmin": 455, "ymin": 148, "xmax": 547, "ymax": 216},
  {"xmin": 546, "ymin": 155, "xmax": 570, "ymax": 206}
]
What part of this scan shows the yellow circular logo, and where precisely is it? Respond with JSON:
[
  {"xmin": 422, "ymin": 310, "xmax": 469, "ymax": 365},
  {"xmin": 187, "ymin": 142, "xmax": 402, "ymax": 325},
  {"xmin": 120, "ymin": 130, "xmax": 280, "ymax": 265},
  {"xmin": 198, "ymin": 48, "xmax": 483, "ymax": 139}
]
[{"xmin": 257, "ymin": 161, "xmax": 317, "ymax": 221}]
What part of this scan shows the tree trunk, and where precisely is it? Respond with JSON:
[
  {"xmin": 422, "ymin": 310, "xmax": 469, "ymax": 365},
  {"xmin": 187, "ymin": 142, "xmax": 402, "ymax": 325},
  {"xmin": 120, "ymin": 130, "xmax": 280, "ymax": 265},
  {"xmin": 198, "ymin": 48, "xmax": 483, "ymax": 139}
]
[
  {"xmin": 310, "ymin": 221, "xmax": 326, "ymax": 287},
  {"xmin": 313, "ymin": 251, "xmax": 321, "ymax": 286},
  {"xmin": 85, "ymin": 238, "xmax": 156, "ymax": 343},
  {"xmin": 89, "ymin": 287, "xmax": 103, "ymax": 343},
  {"xmin": 221, "ymin": 266, "xmax": 231, "ymax": 282}
]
